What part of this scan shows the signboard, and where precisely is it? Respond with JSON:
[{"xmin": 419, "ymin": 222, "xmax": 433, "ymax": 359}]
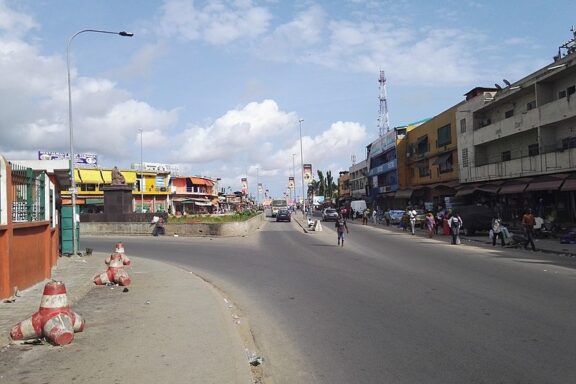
[
  {"xmin": 288, "ymin": 176, "xmax": 295, "ymax": 189},
  {"xmin": 258, "ymin": 183, "xmax": 263, "ymax": 193},
  {"xmin": 39, "ymin": 151, "xmax": 97, "ymax": 167},
  {"xmin": 303, "ymin": 164, "xmax": 313, "ymax": 185},
  {"xmin": 241, "ymin": 177, "xmax": 248, "ymax": 195}
]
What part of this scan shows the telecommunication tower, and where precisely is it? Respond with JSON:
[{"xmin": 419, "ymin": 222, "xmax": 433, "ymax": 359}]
[{"xmin": 378, "ymin": 70, "xmax": 390, "ymax": 136}]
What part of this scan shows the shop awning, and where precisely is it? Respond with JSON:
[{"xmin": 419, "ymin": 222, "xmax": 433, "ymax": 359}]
[
  {"xmin": 561, "ymin": 177, "xmax": 576, "ymax": 191},
  {"xmin": 455, "ymin": 187, "xmax": 476, "ymax": 197},
  {"xmin": 525, "ymin": 179, "xmax": 564, "ymax": 191},
  {"xmin": 394, "ymin": 189, "xmax": 413, "ymax": 199},
  {"xmin": 194, "ymin": 201, "xmax": 213, "ymax": 206},
  {"xmin": 79, "ymin": 169, "xmax": 103, "ymax": 184},
  {"xmin": 476, "ymin": 183, "xmax": 501, "ymax": 193},
  {"xmin": 498, "ymin": 182, "xmax": 529, "ymax": 194},
  {"xmin": 189, "ymin": 177, "xmax": 213, "ymax": 186},
  {"xmin": 100, "ymin": 170, "xmax": 136, "ymax": 184}
]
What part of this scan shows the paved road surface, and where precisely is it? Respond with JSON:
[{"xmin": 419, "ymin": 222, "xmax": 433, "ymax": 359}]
[{"xmin": 82, "ymin": 217, "xmax": 576, "ymax": 384}]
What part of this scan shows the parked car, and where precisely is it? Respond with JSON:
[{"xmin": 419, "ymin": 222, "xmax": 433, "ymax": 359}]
[
  {"xmin": 276, "ymin": 209, "xmax": 291, "ymax": 222},
  {"xmin": 388, "ymin": 210, "xmax": 405, "ymax": 224},
  {"xmin": 414, "ymin": 209, "xmax": 427, "ymax": 228},
  {"xmin": 322, "ymin": 208, "xmax": 339, "ymax": 221}
]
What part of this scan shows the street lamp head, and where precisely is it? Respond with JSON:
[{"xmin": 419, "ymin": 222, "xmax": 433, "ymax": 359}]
[
  {"xmin": 119, "ymin": 31, "xmax": 134, "ymax": 37},
  {"xmin": 299, "ymin": 119, "xmax": 304, "ymax": 123}
]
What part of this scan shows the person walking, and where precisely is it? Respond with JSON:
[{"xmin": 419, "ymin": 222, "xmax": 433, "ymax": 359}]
[
  {"xmin": 491, "ymin": 215, "xmax": 505, "ymax": 247},
  {"xmin": 384, "ymin": 210, "xmax": 391, "ymax": 226},
  {"xmin": 448, "ymin": 212, "xmax": 463, "ymax": 245},
  {"xmin": 362, "ymin": 208, "xmax": 369, "ymax": 225},
  {"xmin": 408, "ymin": 207, "xmax": 417, "ymax": 235},
  {"xmin": 335, "ymin": 214, "xmax": 349, "ymax": 247},
  {"xmin": 425, "ymin": 212, "xmax": 435, "ymax": 238},
  {"xmin": 522, "ymin": 208, "xmax": 537, "ymax": 251}
]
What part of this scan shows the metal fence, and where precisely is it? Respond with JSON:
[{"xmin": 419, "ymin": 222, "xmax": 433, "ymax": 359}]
[{"xmin": 10, "ymin": 163, "xmax": 45, "ymax": 222}]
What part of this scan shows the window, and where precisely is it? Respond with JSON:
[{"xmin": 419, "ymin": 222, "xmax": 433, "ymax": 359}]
[
  {"xmin": 437, "ymin": 124, "xmax": 451, "ymax": 147},
  {"xmin": 416, "ymin": 136, "xmax": 429, "ymax": 155},
  {"xmin": 568, "ymin": 86, "xmax": 576, "ymax": 96},
  {"xmin": 562, "ymin": 137, "xmax": 576, "ymax": 150},
  {"xmin": 80, "ymin": 184, "xmax": 97, "ymax": 192},
  {"xmin": 526, "ymin": 100, "xmax": 536, "ymax": 111},
  {"xmin": 505, "ymin": 109, "xmax": 514, "ymax": 118},
  {"xmin": 502, "ymin": 151, "xmax": 511, "ymax": 161},
  {"xmin": 438, "ymin": 153, "xmax": 453, "ymax": 174},
  {"xmin": 417, "ymin": 161, "xmax": 430, "ymax": 177},
  {"xmin": 528, "ymin": 144, "xmax": 539, "ymax": 156},
  {"xmin": 460, "ymin": 118, "xmax": 466, "ymax": 133},
  {"xmin": 462, "ymin": 148, "xmax": 469, "ymax": 167},
  {"xmin": 559, "ymin": 90, "xmax": 567, "ymax": 99}
]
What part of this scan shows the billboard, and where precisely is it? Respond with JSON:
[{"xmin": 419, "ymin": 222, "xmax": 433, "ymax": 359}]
[
  {"xmin": 38, "ymin": 151, "xmax": 97, "ymax": 167},
  {"xmin": 288, "ymin": 176, "xmax": 295, "ymax": 189},
  {"xmin": 241, "ymin": 177, "xmax": 248, "ymax": 195},
  {"xmin": 258, "ymin": 183, "xmax": 263, "ymax": 193},
  {"xmin": 303, "ymin": 164, "xmax": 313, "ymax": 185}
]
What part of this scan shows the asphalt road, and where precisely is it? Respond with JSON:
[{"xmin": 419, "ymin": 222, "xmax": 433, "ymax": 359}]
[{"xmin": 83, "ymin": 217, "xmax": 576, "ymax": 384}]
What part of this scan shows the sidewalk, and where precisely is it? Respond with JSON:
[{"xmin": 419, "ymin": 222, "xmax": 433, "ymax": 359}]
[
  {"xmin": 293, "ymin": 212, "xmax": 576, "ymax": 257},
  {"xmin": 0, "ymin": 250, "xmax": 254, "ymax": 384}
]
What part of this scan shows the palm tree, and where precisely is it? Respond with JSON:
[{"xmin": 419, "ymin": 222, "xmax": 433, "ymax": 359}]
[{"xmin": 316, "ymin": 170, "xmax": 325, "ymax": 197}]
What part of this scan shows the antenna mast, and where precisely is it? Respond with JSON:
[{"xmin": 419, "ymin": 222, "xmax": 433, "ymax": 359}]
[{"xmin": 378, "ymin": 70, "xmax": 390, "ymax": 136}]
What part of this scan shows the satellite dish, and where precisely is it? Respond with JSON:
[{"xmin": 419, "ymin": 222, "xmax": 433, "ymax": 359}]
[
  {"xmin": 494, "ymin": 83, "xmax": 502, "ymax": 90},
  {"xmin": 503, "ymin": 79, "xmax": 511, "ymax": 86}
]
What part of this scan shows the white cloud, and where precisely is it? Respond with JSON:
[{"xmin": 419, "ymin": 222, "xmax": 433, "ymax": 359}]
[{"xmin": 157, "ymin": 0, "xmax": 271, "ymax": 45}]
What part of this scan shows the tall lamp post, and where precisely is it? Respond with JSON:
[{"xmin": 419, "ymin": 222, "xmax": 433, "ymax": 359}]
[
  {"xmin": 67, "ymin": 29, "xmax": 133, "ymax": 255},
  {"xmin": 138, "ymin": 129, "xmax": 144, "ymax": 212},
  {"xmin": 298, "ymin": 119, "xmax": 305, "ymax": 217},
  {"xmin": 292, "ymin": 153, "xmax": 296, "ymax": 207}
]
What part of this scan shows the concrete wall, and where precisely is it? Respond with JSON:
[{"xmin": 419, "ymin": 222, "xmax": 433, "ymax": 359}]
[{"xmin": 80, "ymin": 213, "xmax": 265, "ymax": 237}]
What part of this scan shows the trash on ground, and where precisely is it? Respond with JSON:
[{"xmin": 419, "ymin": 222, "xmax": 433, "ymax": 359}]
[
  {"xmin": 123, "ymin": 288, "xmax": 129, "ymax": 293},
  {"xmin": 246, "ymin": 349, "xmax": 264, "ymax": 366},
  {"xmin": 22, "ymin": 339, "xmax": 44, "ymax": 345},
  {"xmin": 3, "ymin": 297, "xmax": 16, "ymax": 303}
]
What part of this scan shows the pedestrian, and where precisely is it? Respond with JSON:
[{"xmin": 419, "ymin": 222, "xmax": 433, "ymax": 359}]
[
  {"xmin": 408, "ymin": 207, "xmax": 417, "ymax": 235},
  {"xmin": 491, "ymin": 215, "xmax": 505, "ymax": 247},
  {"xmin": 448, "ymin": 212, "xmax": 463, "ymax": 245},
  {"xmin": 435, "ymin": 210, "xmax": 444, "ymax": 235},
  {"xmin": 425, "ymin": 212, "xmax": 435, "ymax": 238},
  {"xmin": 362, "ymin": 208, "xmax": 369, "ymax": 225},
  {"xmin": 522, "ymin": 208, "xmax": 537, "ymax": 251},
  {"xmin": 350, "ymin": 208, "xmax": 355, "ymax": 221},
  {"xmin": 335, "ymin": 214, "xmax": 349, "ymax": 247},
  {"xmin": 372, "ymin": 208, "xmax": 377, "ymax": 224},
  {"xmin": 384, "ymin": 210, "xmax": 391, "ymax": 226},
  {"xmin": 401, "ymin": 211, "xmax": 409, "ymax": 231}
]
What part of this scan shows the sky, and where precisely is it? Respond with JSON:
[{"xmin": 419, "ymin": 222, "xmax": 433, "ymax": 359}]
[{"xmin": 0, "ymin": 0, "xmax": 574, "ymax": 198}]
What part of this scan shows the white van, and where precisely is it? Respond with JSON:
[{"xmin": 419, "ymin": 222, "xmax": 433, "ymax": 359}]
[{"xmin": 350, "ymin": 200, "xmax": 367, "ymax": 216}]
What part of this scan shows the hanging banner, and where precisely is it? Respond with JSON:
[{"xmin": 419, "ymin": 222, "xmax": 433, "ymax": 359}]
[
  {"xmin": 241, "ymin": 177, "xmax": 248, "ymax": 195},
  {"xmin": 303, "ymin": 164, "xmax": 313, "ymax": 185},
  {"xmin": 288, "ymin": 176, "xmax": 295, "ymax": 189},
  {"xmin": 258, "ymin": 183, "xmax": 263, "ymax": 193}
]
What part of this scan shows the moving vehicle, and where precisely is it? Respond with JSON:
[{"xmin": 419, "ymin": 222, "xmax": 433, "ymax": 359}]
[
  {"xmin": 276, "ymin": 209, "xmax": 291, "ymax": 222},
  {"xmin": 322, "ymin": 208, "xmax": 339, "ymax": 221},
  {"xmin": 271, "ymin": 199, "xmax": 288, "ymax": 217}
]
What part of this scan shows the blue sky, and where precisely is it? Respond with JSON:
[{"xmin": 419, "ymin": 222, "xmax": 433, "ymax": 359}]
[{"xmin": 0, "ymin": 0, "xmax": 573, "ymax": 198}]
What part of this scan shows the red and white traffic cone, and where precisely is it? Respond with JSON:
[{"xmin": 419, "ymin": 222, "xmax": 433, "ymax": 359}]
[
  {"xmin": 94, "ymin": 253, "xmax": 131, "ymax": 286},
  {"xmin": 114, "ymin": 242, "xmax": 125, "ymax": 254},
  {"xmin": 10, "ymin": 281, "xmax": 85, "ymax": 345}
]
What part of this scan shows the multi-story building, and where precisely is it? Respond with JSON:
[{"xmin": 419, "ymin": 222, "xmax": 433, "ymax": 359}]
[
  {"xmin": 170, "ymin": 176, "xmax": 218, "ymax": 214},
  {"xmin": 456, "ymin": 44, "xmax": 576, "ymax": 222},
  {"xmin": 403, "ymin": 104, "xmax": 462, "ymax": 210},
  {"xmin": 366, "ymin": 129, "xmax": 400, "ymax": 209},
  {"xmin": 349, "ymin": 159, "xmax": 368, "ymax": 199},
  {"xmin": 337, "ymin": 171, "xmax": 351, "ymax": 205}
]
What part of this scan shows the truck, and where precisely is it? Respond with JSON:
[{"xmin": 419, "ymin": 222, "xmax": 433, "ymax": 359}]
[
  {"xmin": 271, "ymin": 199, "xmax": 288, "ymax": 217},
  {"xmin": 350, "ymin": 200, "xmax": 367, "ymax": 218}
]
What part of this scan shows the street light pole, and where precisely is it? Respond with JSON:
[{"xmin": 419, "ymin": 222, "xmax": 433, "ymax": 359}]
[
  {"xmin": 292, "ymin": 153, "xmax": 296, "ymax": 207},
  {"xmin": 298, "ymin": 119, "xmax": 305, "ymax": 217},
  {"xmin": 67, "ymin": 29, "xmax": 133, "ymax": 255},
  {"xmin": 139, "ymin": 129, "xmax": 144, "ymax": 212}
]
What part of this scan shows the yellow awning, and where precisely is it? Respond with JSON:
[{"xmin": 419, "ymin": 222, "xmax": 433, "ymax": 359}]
[
  {"xmin": 101, "ymin": 170, "xmax": 136, "ymax": 184},
  {"xmin": 74, "ymin": 169, "xmax": 81, "ymax": 183},
  {"xmin": 79, "ymin": 169, "xmax": 104, "ymax": 184},
  {"xmin": 121, "ymin": 171, "xmax": 136, "ymax": 184},
  {"xmin": 101, "ymin": 170, "xmax": 112, "ymax": 183}
]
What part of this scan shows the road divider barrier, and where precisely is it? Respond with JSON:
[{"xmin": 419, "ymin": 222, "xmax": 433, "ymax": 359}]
[{"xmin": 94, "ymin": 247, "xmax": 132, "ymax": 286}]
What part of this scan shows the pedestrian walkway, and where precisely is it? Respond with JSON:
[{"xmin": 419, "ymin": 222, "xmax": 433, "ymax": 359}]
[
  {"xmin": 0, "ymin": 251, "xmax": 254, "ymax": 384},
  {"xmin": 293, "ymin": 211, "xmax": 576, "ymax": 257}
]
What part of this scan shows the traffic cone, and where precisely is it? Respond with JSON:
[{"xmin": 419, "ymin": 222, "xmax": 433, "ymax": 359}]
[
  {"xmin": 10, "ymin": 281, "xmax": 85, "ymax": 345},
  {"xmin": 94, "ymin": 253, "xmax": 131, "ymax": 286},
  {"xmin": 115, "ymin": 242, "xmax": 125, "ymax": 254}
]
